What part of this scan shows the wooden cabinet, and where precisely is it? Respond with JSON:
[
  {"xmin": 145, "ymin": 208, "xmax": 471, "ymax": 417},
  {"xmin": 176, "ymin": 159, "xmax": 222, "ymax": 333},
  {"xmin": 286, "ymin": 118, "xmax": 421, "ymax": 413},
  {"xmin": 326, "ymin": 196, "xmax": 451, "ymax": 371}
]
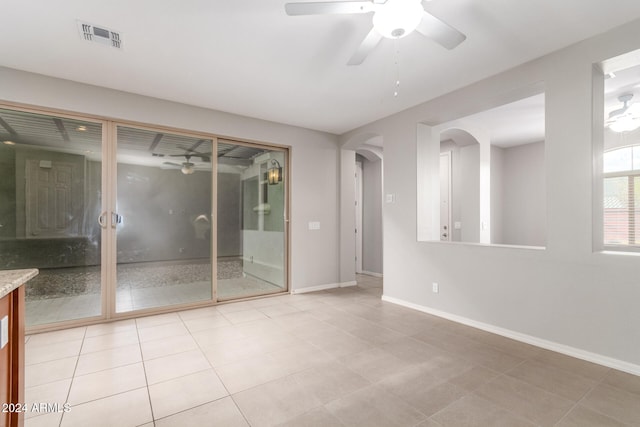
[{"xmin": 1, "ymin": 273, "xmax": 30, "ymax": 427}]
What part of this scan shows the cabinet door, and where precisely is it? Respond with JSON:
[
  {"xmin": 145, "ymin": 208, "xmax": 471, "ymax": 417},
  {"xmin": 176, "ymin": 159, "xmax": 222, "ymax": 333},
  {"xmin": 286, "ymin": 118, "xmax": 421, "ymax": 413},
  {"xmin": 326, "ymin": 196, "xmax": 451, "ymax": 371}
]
[
  {"xmin": 0, "ymin": 286, "xmax": 26, "ymax": 427},
  {"xmin": 0, "ymin": 294, "xmax": 10, "ymax": 427}
]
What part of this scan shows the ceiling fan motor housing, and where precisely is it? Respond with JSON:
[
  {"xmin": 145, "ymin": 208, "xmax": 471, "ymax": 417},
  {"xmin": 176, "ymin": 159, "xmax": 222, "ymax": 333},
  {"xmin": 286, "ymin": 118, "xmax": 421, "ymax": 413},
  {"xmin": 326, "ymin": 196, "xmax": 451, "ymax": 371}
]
[{"xmin": 372, "ymin": 0, "xmax": 423, "ymax": 39}]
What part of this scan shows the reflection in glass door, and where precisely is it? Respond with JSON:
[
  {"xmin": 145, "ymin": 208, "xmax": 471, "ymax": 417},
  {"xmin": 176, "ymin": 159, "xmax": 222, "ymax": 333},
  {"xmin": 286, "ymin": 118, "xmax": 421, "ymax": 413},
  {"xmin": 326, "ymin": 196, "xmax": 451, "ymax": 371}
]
[
  {"xmin": 115, "ymin": 126, "xmax": 213, "ymax": 313},
  {"xmin": 0, "ymin": 107, "xmax": 289, "ymax": 327},
  {"xmin": 217, "ymin": 141, "xmax": 287, "ymax": 300},
  {"xmin": 0, "ymin": 107, "xmax": 104, "ymax": 327}
]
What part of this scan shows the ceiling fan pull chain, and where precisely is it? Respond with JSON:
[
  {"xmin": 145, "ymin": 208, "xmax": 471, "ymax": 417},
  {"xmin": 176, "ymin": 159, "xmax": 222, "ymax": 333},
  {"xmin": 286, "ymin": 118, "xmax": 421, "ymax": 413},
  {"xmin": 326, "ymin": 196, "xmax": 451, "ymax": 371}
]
[{"xmin": 394, "ymin": 38, "xmax": 401, "ymax": 97}]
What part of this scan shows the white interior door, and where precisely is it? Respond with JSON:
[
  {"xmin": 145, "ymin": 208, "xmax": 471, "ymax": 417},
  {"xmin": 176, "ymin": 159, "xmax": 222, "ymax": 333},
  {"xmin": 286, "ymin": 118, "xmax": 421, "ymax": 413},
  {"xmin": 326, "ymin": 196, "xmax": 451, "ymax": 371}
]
[{"xmin": 440, "ymin": 152, "xmax": 451, "ymax": 241}]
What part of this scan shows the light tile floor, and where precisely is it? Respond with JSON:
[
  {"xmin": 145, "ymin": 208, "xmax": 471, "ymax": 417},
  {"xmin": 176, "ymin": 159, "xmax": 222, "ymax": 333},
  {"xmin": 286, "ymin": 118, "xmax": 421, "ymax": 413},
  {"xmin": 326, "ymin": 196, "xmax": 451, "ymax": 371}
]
[{"xmin": 23, "ymin": 274, "xmax": 640, "ymax": 426}]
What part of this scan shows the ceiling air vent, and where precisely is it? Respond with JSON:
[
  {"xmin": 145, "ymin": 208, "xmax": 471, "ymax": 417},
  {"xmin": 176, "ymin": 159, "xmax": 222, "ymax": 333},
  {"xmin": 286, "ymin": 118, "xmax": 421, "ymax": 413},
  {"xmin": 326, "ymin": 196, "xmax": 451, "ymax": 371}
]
[{"xmin": 77, "ymin": 20, "xmax": 122, "ymax": 49}]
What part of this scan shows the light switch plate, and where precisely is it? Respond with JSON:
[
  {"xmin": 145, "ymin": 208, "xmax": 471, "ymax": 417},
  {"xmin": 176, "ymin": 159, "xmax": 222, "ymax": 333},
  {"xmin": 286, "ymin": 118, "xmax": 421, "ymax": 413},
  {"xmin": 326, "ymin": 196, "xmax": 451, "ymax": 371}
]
[
  {"xmin": 0, "ymin": 315, "xmax": 8, "ymax": 349},
  {"xmin": 308, "ymin": 221, "xmax": 320, "ymax": 230}
]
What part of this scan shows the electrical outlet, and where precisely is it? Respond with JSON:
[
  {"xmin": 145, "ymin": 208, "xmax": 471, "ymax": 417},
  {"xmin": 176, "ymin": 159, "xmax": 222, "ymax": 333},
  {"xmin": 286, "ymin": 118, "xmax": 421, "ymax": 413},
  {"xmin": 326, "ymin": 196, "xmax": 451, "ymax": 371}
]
[{"xmin": 432, "ymin": 282, "xmax": 439, "ymax": 293}]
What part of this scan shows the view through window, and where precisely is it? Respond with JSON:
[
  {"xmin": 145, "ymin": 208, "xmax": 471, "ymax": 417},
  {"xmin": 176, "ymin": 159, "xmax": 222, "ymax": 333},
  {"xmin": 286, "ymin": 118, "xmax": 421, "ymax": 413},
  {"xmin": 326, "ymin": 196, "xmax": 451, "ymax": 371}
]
[
  {"xmin": 602, "ymin": 61, "xmax": 640, "ymax": 250},
  {"xmin": 603, "ymin": 145, "xmax": 640, "ymax": 246}
]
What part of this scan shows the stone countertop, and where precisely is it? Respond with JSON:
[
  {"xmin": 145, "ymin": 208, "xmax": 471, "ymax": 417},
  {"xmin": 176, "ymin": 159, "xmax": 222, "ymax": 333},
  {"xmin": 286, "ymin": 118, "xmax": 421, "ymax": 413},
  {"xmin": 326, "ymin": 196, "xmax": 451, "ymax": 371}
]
[{"xmin": 0, "ymin": 269, "xmax": 39, "ymax": 299}]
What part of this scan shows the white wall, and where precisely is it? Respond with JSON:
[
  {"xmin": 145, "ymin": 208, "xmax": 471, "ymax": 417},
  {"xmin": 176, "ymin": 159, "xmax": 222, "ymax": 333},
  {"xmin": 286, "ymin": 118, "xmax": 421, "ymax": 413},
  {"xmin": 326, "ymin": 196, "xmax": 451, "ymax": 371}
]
[
  {"xmin": 491, "ymin": 141, "xmax": 546, "ymax": 247},
  {"xmin": 0, "ymin": 66, "xmax": 341, "ymax": 292},
  {"xmin": 341, "ymin": 19, "xmax": 640, "ymax": 371},
  {"xmin": 501, "ymin": 141, "xmax": 546, "ymax": 246},
  {"xmin": 243, "ymin": 230, "xmax": 285, "ymax": 287},
  {"xmin": 460, "ymin": 144, "xmax": 481, "ymax": 243},
  {"xmin": 362, "ymin": 157, "xmax": 383, "ymax": 274},
  {"xmin": 490, "ymin": 146, "xmax": 504, "ymax": 244},
  {"xmin": 339, "ymin": 149, "xmax": 357, "ymax": 284}
]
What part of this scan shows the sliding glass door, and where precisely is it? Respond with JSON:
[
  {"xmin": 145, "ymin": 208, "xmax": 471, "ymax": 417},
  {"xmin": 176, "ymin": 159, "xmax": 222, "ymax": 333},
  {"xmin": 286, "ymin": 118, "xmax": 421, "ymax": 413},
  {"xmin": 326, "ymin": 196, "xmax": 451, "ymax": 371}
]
[
  {"xmin": 0, "ymin": 107, "xmax": 105, "ymax": 327},
  {"xmin": 0, "ymin": 105, "xmax": 289, "ymax": 329},
  {"xmin": 114, "ymin": 125, "xmax": 214, "ymax": 313},
  {"xmin": 217, "ymin": 140, "xmax": 287, "ymax": 300}
]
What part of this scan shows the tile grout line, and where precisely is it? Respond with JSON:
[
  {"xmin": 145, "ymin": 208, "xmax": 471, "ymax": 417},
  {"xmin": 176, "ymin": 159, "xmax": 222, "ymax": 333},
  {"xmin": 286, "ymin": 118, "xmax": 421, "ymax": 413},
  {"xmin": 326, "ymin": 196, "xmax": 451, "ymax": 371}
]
[
  {"xmin": 134, "ymin": 318, "xmax": 157, "ymax": 425},
  {"xmin": 468, "ymin": 370, "xmax": 549, "ymax": 425},
  {"xmin": 59, "ymin": 326, "xmax": 88, "ymax": 427},
  {"xmin": 551, "ymin": 365, "xmax": 608, "ymax": 426},
  {"xmin": 179, "ymin": 308, "xmax": 253, "ymax": 426},
  {"xmin": 198, "ymin": 340, "xmax": 254, "ymax": 425},
  {"xmin": 565, "ymin": 377, "xmax": 636, "ymax": 427}
]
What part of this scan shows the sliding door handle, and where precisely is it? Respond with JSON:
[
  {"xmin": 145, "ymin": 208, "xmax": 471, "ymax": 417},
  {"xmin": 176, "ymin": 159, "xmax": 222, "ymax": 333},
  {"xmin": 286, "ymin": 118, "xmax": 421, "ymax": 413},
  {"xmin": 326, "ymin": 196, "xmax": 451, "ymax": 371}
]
[
  {"xmin": 111, "ymin": 212, "xmax": 123, "ymax": 229},
  {"xmin": 98, "ymin": 211, "xmax": 107, "ymax": 229}
]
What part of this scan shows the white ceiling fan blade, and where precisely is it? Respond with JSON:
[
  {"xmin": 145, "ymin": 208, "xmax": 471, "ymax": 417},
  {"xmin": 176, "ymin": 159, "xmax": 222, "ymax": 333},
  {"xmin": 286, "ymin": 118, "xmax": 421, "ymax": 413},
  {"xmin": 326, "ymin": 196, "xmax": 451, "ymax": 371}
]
[
  {"xmin": 285, "ymin": 1, "xmax": 374, "ymax": 16},
  {"xmin": 626, "ymin": 103, "xmax": 640, "ymax": 115},
  {"xmin": 415, "ymin": 11, "xmax": 466, "ymax": 50},
  {"xmin": 162, "ymin": 161, "xmax": 182, "ymax": 167},
  {"xmin": 347, "ymin": 27, "xmax": 383, "ymax": 65}
]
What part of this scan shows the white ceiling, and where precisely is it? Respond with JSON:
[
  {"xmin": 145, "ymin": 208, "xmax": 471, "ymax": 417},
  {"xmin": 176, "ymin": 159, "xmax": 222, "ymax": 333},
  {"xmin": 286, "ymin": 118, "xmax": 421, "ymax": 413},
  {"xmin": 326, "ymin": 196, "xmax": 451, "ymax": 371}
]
[{"xmin": 2, "ymin": 0, "xmax": 640, "ymax": 135}]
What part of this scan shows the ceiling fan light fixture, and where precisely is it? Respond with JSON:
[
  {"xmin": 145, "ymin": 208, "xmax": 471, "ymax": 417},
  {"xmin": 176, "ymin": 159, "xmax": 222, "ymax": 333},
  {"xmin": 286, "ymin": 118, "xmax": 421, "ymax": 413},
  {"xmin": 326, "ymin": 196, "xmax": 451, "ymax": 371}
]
[
  {"xmin": 372, "ymin": 0, "xmax": 423, "ymax": 39},
  {"xmin": 609, "ymin": 115, "xmax": 640, "ymax": 133},
  {"xmin": 608, "ymin": 93, "xmax": 640, "ymax": 133},
  {"xmin": 181, "ymin": 162, "xmax": 195, "ymax": 175}
]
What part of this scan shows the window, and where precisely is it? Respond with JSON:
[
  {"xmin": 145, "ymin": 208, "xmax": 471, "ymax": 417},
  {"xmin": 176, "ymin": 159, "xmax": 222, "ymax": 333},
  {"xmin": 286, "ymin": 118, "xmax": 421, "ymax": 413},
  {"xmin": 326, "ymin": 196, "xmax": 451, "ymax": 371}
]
[{"xmin": 603, "ymin": 145, "xmax": 640, "ymax": 247}]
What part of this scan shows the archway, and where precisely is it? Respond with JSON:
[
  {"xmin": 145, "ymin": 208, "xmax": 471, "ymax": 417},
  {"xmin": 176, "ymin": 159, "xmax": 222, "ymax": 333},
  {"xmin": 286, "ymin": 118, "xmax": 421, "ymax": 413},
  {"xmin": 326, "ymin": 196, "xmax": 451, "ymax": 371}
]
[{"xmin": 339, "ymin": 133, "xmax": 384, "ymax": 284}]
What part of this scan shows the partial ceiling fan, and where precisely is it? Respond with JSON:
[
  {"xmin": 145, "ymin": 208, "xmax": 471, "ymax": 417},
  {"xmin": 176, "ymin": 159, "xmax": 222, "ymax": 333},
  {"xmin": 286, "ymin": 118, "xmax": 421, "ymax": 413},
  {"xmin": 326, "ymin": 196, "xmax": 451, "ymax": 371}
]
[
  {"xmin": 284, "ymin": 0, "xmax": 466, "ymax": 65},
  {"xmin": 606, "ymin": 93, "xmax": 640, "ymax": 133},
  {"xmin": 157, "ymin": 152, "xmax": 211, "ymax": 175}
]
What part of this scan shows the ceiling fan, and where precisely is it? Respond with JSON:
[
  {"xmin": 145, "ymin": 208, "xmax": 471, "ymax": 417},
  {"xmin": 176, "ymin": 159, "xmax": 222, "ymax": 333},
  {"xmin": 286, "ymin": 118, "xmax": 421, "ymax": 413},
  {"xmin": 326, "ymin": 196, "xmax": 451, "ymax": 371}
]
[
  {"xmin": 158, "ymin": 153, "xmax": 211, "ymax": 175},
  {"xmin": 284, "ymin": 0, "xmax": 466, "ymax": 65},
  {"xmin": 606, "ymin": 93, "xmax": 640, "ymax": 133}
]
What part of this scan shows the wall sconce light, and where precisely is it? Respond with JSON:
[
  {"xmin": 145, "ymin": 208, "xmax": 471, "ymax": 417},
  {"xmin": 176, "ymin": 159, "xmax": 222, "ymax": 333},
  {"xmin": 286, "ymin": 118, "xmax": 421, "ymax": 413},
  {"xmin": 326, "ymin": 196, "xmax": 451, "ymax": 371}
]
[{"xmin": 267, "ymin": 159, "xmax": 282, "ymax": 185}]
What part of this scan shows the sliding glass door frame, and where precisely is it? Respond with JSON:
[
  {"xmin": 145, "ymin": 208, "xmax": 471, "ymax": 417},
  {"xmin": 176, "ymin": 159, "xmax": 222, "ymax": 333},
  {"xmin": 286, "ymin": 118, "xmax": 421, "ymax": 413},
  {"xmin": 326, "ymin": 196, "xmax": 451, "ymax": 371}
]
[
  {"xmin": 0, "ymin": 102, "xmax": 109, "ymax": 334},
  {"xmin": 216, "ymin": 138, "xmax": 290, "ymax": 301},
  {"xmin": 1, "ymin": 102, "xmax": 291, "ymax": 333},
  {"xmin": 107, "ymin": 122, "xmax": 218, "ymax": 318},
  {"xmin": 104, "ymin": 126, "xmax": 291, "ymax": 319}
]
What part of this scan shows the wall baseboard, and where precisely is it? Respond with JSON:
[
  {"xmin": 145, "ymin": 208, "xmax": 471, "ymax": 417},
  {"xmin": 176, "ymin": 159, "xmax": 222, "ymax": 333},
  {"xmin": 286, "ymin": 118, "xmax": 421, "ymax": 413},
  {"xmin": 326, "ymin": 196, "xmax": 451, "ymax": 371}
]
[
  {"xmin": 292, "ymin": 281, "xmax": 356, "ymax": 294},
  {"xmin": 382, "ymin": 295, "xmax": 640, "ymax": 377},
  {"xmin": 360, "ymin": 271, "xmax": 383, "ymax": 278}
]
